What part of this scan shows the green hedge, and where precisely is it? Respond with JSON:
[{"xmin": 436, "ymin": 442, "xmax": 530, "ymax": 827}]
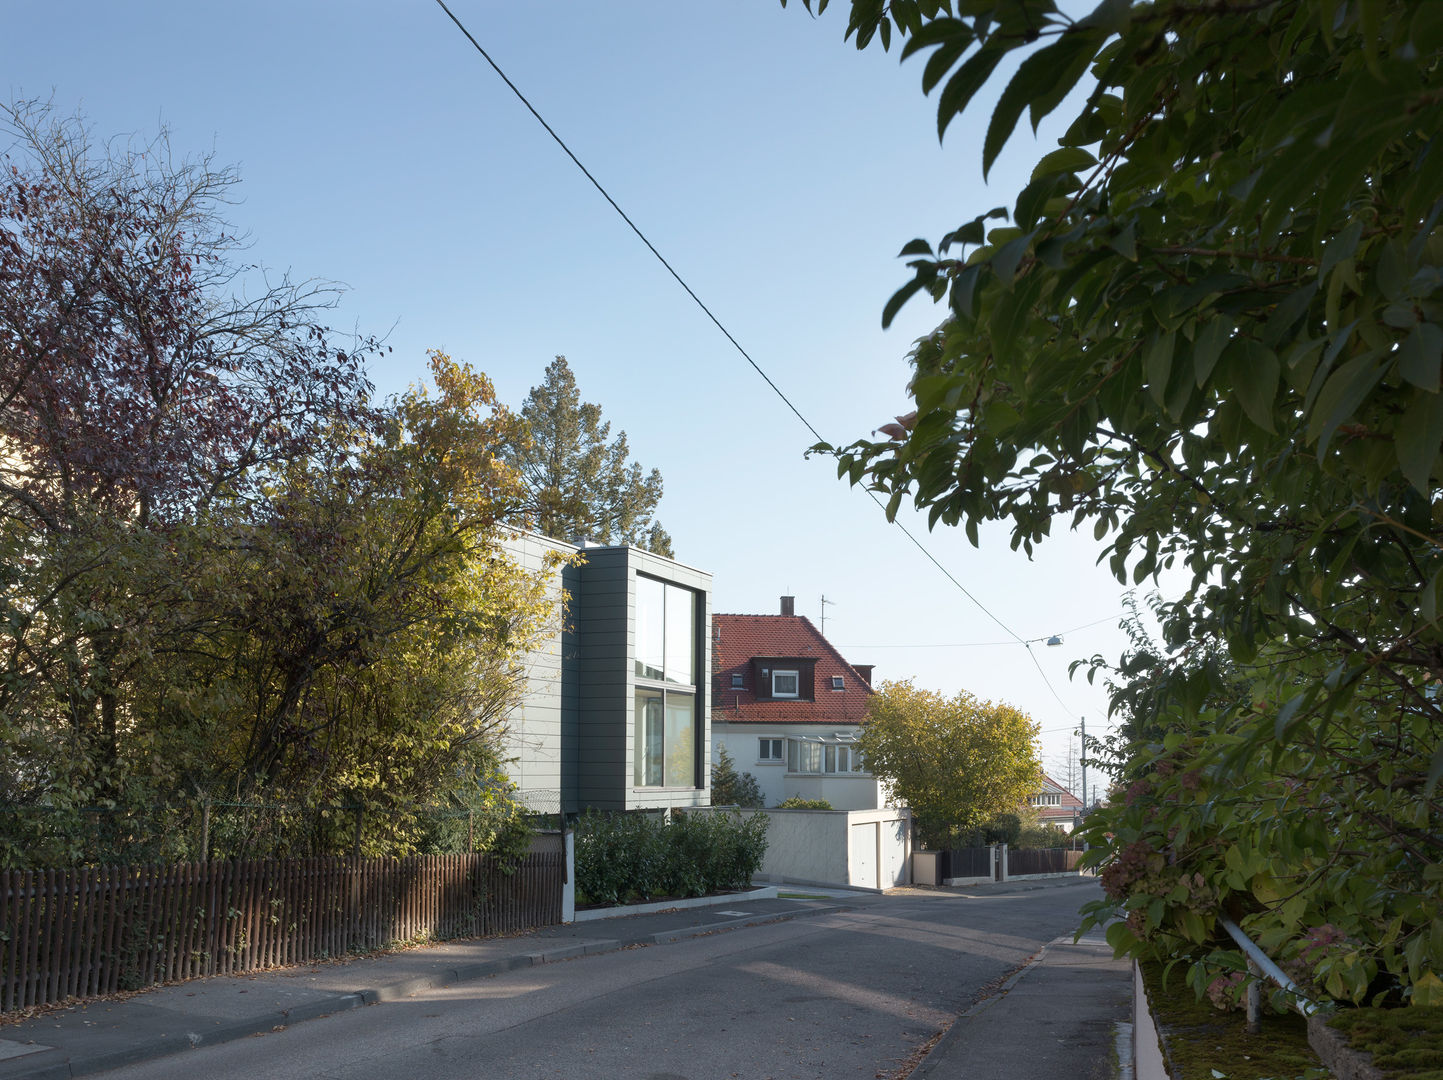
[{"xmin": 574, "ymin": 809, "xmax": 769, "ymax": 906}]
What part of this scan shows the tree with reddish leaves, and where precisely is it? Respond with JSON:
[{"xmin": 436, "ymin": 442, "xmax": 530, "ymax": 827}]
[
  {"xmin": 0, "ymin": 101, "xmax": 372, "ymax": 529},
  {"xmin": 0, "ymin": 101, "xmax": 375, "ymax": 812}
]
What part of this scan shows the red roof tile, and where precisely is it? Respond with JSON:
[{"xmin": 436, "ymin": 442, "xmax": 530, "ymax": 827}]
[{"xmin": 711, "ymin": 613, "xmax": 872, "ymax": 725}]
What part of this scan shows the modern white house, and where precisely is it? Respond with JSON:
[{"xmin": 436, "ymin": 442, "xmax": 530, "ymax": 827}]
[
  {"xmin": 710, "ymin": 597, "xmax": 885, "ymax": 810},
  {"xmin": 501, "ymin": 532, "xmax": 713, "ymax": 815}
]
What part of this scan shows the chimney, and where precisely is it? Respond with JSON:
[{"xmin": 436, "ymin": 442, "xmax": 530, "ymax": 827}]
[
  {"xmin": 853, "ymin": 664, "xmax": 874, "ymax": 686},
  {"xmin": 780, "ymin": 595, "xmax": 795, "ymax": 616}
]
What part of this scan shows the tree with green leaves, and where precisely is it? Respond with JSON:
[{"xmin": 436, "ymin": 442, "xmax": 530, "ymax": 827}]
[
  {"xmin": 859, "ymin": 680, "xmax": 1042, "ymax": 848},
  {"xmin": 710, "ymin": 744, "xmax": 764, "ymax": 807},
  {"xmin": 794, "ymin": 0, "xmax": 1443, "ymax": 1005},
  {"xmin": 505, "ymin": 356, "xmax": 673, "ymax": 556}
]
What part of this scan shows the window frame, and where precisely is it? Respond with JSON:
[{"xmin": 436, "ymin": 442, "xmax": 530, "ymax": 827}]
[
  {"xmin": 633, "ymin": 573, "xmax": 702, "ymax": 790},
  {"xmin": 771, "ymin": 669, "xmax": 800, "ymax": 699}
]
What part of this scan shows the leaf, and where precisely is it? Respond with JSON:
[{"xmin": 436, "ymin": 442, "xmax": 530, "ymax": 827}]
[
  {"xmin": 1109, "ymin": 221, "xmax": 1136, "ymax": 261},
  {"xmin": 1144, "ymin": 331, "xmax": 1176, "ymax": 409},
  {"xmin": 1394, "ymin": 388, "xmax": 1443, "ymax": 494},
  {"xmin": 937, "ymin": 41, "xmax": 1008, "ymax": 142},
  {"xmin": 1026, "ymin": 30, "xmax": 1103, "ymax": 136},
  {"xmin": 1320, "ymin": 220, "xmax": 1363, "ymax": 277},
  {"xmin": 921, "ymin": 35, "xmax": 972, "ymax": 95},
  {"xmin": 1193, "ymin": 318, "xmax": 1233, "ymax": 387},
  {"xmin": 950, "ymin": 263, "xmax": 982, "ymax": 318},
  {"xmin": 883, "ymin": 271, "xmax": 931, "ymax": 329},
  {"xmin": 1223, "ymin": 340, "xmax": 1280, "ymax": 433},
  {"xmin": 1397, "ymin": 322, "xmax": 1443, "ymax": 392},
  {"xmin": 1031, "ymin": 146, "xmax": 1099, "ymax": 181},
  {"xmin": 898, "ymin": 238, "xmax": 934, "ymax": 258},
  {"xmin": 1274, "ymin": 692, "xmax": 1307, "ymax": 740},
  {"xmin": 991, "ymin": 230, "xmax": 1034, "ymax": 287},
  {"xmin": 1308, "ymin": 352, "xmax": 1386, "ymax": 454}
]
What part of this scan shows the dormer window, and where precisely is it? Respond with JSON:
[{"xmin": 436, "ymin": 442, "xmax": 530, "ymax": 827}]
[{"xmin": 772, "ymin": 669, "xmax": 799, "ymax": 698}]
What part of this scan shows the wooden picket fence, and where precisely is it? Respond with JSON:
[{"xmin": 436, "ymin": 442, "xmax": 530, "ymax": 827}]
[{"xmin": 0, "ymin": 851, "xmax": 564, "ymax": 1013}]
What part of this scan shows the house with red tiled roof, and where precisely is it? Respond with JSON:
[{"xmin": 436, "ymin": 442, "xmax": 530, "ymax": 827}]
[
  {"xmin": 1027, "ymin": 774, "xmax": 1085, "ymax": 831},
  {"xmin": 711, "ymin": 597, "xmax": 886, "ymax": 810}
]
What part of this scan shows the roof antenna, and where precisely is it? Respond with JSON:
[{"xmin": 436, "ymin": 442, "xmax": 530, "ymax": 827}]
[{"xmin": 820, "ymin": 594, "xmax": 835, "ymax": 637}]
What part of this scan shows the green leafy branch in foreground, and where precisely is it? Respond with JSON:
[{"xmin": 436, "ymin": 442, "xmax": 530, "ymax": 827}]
[{"xmin": 789, "ymin": 0, "xmax": 1443, "ymax": 1004}]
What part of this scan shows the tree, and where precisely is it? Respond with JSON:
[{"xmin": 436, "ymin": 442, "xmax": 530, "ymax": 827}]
[
  {"xmin": 710, "ymin": 744, "xmax": 764, "ymax": 807},
  {"xmin": 795, "ymin": 0, "xmax": 1443, "ymax": 1004},
  {"xmin": 505, "ymin": 356, "xmax": 673, "ymax": 556},
  {"xmin": 858, "ymin": 680, "xmax": 1041, "ymax": 848},
  {"xmin": 0, "ymin": 99, "xmax": 373, "ymax": 805},
  {"xmin": 0, "ymin": 102, "xmax": 560, "ymax": 865}
]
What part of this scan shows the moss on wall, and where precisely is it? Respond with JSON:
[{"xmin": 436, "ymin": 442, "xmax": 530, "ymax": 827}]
[
  {"xmin": 1327, "ymin": 1006, "xmax": 1443, "ymax": 1079},
  {"xmin": 1139, "ymin": 960, "xmax": 1329, "ymax": 1079}
]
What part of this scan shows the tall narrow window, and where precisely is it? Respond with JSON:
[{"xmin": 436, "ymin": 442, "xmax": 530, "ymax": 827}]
[
  {"xmin": 634, "ymin": 575, "xmax": 700, "ymax": 789},
  {"xmin": 634, "ymin": 689, "xmax": 664, "ymax": 787}
]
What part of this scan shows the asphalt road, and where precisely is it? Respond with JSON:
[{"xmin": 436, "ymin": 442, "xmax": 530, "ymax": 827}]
[{"xmin": 92, "ymin": 884, "xmax": 1104, "ymax": 1080}]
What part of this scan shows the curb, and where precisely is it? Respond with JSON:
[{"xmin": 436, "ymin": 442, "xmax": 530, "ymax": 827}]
[{"xmin": 0, "ymin": 902, "xmax": 848, "ymax": 1080}]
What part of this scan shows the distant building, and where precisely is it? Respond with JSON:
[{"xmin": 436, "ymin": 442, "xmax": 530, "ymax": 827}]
[
  {"xmin": 1027, "ymin": 774, "xmax": 1085, "ymax": 832},
  {"xmin": 711, "ymin": 597, "xmax": 884, "ymax": 810}
]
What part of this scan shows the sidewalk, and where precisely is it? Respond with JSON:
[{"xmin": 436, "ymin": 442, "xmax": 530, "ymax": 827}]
[
  {"xmin": 912, "ymin": 924, "xmax": 1134, "ymax": 1080},
  {"xmin": 0, "ymin": 887, "xmax": 864, "ymax": 1080}
]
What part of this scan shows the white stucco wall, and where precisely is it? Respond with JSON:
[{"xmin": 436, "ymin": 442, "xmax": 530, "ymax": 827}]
[{"xmin": 695, "ymin": 807, "xmax": 912, "ymax": 890}]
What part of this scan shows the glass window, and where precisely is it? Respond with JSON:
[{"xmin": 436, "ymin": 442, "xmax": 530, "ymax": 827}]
[
  {"xmin": 772, "ymin": 670, "xmax": 799, "ymax": 698},
  {"xmin": 634, "ymin": 689, "xmax": 664, "ymax": 787},
  {"xmin": 635, "ymin": 576, "xmax": 665, "ymax": 682},
  {"xmin": 636, "ymin": 576, "xmax": 696, "ymax": 686},
  {"xmin": 664, "ymin": 583, "xmax": 695, "ymax": 686},
  {"xmin": 634, "ymin": 687, "xmax": 696, "ymax": 788},
  {"xmin": 731, "ymin": 673, "xmax": 744, "ymax": 688},
  {"xmin": 758, "ymin": 738, "xmax": 782, "ymax": 760},
  {"xmin": 665, "ymin": 693, "xmax": 694, "ymax": 787},
  {"xmin": 791, "ymin": 741, "xmax": 822, "ymax": 773},
  {"xmin": 831, "ymin": 676, "xmax": 845, "ymax": 691}
]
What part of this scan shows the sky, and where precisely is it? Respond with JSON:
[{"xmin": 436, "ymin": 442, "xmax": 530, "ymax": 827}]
[{"xmin": 5, "ymin": 1, "xmax": 1160, "ymax": 796}]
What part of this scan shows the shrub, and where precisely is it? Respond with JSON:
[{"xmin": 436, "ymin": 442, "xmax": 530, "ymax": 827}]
[
  {"xmin": 1016, "ymin": 823, "xmax": 1073, "ymax": 850},
  {"xmin": 574, "ymin": 808, "xmax": 768, "ymax": 906},
  {"xmin": 776, "ymin": 797, "xmax": 833, "ymax": 810}
]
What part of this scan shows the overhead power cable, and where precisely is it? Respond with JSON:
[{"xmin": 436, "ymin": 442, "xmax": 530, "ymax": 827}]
[{"xmin": 431, "ymin": 0, "xmax": 1080, "ymax": 720}]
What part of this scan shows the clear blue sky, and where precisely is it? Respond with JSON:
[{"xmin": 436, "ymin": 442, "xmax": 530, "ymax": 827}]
[{"xmin": 6, "ymin": 1, "xmax": 1157, "ymax": 792}]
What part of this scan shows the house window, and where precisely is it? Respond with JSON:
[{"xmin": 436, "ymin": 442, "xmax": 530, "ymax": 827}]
[
  {"xmin": 634, "ymin": 688, "xmax": 696, "ymax": 788},
  {"xmin": 786, "ymin": 737, "xmax": 863, "ymax": 774},
  {"xmin": 635, "ymin": 575, "xmax": 695, "ymax": 686},
  {"xmin": 1030, "ymin": 793, "xmax": 1061, "ymax": 806},
  {"xmin": 830, "ymin": 676, "xmax": 845, "ymax": 691},
  {"xmin": 731, "ymin": 673, "xmax": 744, "ymax": 689},
  {"xmin": 772, "ymin": 669, "xmax": 799, "ymax": 698},
  {"xmin": 634, "ymin": 575, "xmax": 699, "ymax": 788},
  {"xmin": 758, "ymin": 738, "xmax": 782, "ymax": 761}
]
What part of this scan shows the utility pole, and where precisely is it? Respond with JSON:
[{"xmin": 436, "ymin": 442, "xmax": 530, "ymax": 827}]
[
  {"xmin": 820, "ymin": 594, "xmax": 834, "ymax": 637},
  {"xmin": 1080, "ymin": 716, "xmax": 1088, "ymax": 814}
]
